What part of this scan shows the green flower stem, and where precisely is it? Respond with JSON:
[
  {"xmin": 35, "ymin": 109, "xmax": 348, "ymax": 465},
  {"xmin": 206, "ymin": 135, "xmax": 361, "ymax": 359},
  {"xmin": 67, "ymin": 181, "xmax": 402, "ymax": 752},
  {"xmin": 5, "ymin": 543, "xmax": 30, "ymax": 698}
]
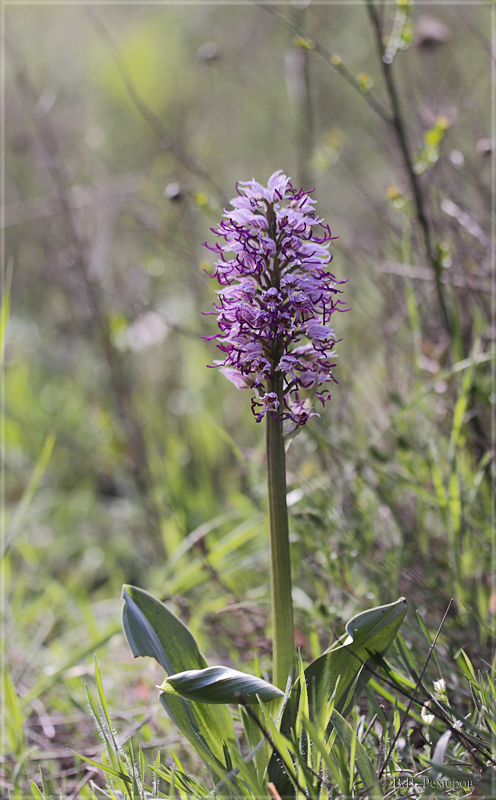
[{"xmin": 266, "ymin": 374, "xmax": 294, "ymax": 689}]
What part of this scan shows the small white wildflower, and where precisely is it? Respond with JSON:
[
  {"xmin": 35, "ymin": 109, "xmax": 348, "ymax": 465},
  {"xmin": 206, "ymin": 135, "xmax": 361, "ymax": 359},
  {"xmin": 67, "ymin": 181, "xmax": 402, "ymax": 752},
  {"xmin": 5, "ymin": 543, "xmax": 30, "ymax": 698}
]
[
  {"xmin": 452, "ymin": 719, "xmax": 463, "ymax": 731},
  {"xmin": 421, "ymin": 703, "xmax": 435, "ymax": 726},
  {"xmin": 433, "ymin": 678, "xmax": 446, "ymax": 695}
]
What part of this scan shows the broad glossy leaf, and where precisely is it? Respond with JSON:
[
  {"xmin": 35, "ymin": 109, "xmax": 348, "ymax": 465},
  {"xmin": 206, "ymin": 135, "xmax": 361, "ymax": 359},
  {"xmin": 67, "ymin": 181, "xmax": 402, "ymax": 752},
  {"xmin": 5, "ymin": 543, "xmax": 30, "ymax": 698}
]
[
  {"xmin": 122, "ymin": 585, "xmax": 236, "ymax": 767},
  {"xmin": 159, "ymin": 666, "xmax": 284, "ymax": 705},
  {"xmin": 304, "ymin": 597, "xmax": 407, "ymax": 715},
  {"xmin": 122, "ymin": 585, "xmax": 201, "ymax": 674}
]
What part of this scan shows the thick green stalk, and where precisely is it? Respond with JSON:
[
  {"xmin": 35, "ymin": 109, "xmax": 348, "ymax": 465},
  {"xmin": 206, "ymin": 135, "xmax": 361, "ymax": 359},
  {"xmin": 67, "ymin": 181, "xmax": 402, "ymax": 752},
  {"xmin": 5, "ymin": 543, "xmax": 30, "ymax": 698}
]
[{"xmin": 266, "ymin": 374, "xmax": 294, "ymax": 689}]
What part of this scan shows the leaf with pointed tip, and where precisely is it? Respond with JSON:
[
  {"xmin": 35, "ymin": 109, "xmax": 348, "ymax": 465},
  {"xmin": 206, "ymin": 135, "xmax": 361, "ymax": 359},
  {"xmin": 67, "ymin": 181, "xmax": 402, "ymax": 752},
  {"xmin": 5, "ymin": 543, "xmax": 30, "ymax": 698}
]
[
  {"xmin": 305, "ymin": 597, "xmax": 407, "ymax": 714},
  {"xmin": 268, "ymin": 598, "xmax": 407, "ymax": 797},
  {"xmin": 122, "ymin": 585, "xmax": 236, "ymax": 767},
  {"xmin": 159, "ymin": 666, "xmax": 284, "ymax": 705},
  {"xmin": 30, "ymin": 782, "xmax": 45, "ymax": 800}
]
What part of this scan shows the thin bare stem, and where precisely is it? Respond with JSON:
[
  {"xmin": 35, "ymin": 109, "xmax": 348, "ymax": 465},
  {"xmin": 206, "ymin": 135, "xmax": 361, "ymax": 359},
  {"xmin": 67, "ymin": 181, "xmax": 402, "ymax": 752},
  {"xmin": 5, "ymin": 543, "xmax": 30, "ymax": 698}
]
[
  {"xmin": 260, "ymin": 3, "xmax": 392, "ymax": 122},
  {"xmin": 86, "ymin": 9, "xmax": 228, "ymax": 208},
  {"xmin": 291, "ymin": 8, "xmax": 314, "ymax": 189},
  {"xmin": 455, "ymin": 7, "xmax": 495, "ymax": 63},
  {"xmin": 365, "ymin": 0, "xmax": 452, "ymax": 337},
  {"xmin": 266, "ymin": 0, "xmax": 452, "ymax": 337}
]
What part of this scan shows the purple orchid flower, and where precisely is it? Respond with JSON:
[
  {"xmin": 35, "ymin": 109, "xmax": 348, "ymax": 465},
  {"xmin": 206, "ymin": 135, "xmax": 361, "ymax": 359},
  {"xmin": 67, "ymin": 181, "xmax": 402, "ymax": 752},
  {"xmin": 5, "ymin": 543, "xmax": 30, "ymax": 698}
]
[{"xmin": 204, "ymin": 170, "xmax": 348, "ymax": 424}]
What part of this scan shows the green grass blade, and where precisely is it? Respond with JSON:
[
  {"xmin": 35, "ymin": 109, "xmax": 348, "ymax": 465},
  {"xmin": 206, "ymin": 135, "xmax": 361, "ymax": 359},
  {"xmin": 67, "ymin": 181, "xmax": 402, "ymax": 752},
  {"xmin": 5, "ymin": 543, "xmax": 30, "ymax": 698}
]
[
  {"xmin": 30, "ymin": 781, "xmax": 44, "ymax": 800},
  {"xmin": 163, "ymin": 511, "xmax": 238, "ymax": 575},
  {"xmin": 379, "ymin": 350, "xmax": 495, "ymax": 442},
  {"xmin": 0, "ymin": 261, "xmax": 11, "ymax": 362},
  {"xmin": 86, "ymin": 686, "xmax": 113, "ymax": 755},
  {"xmin": 448, "ymin": 351, "xmax": 476, "ymax": 462},
  {"xmin": 331, "ymin": 709, "xmax": 383, "ymax": 798},
  {"xmin": 73, "ymin": 752, "xmax": 133, "ymax": 784},
  {"xmin": 300, "ymin": 715, "xmax": 346, "ymax": 796},
  {"xmin": 21, "ymin": 624, "xmax": 120, "ymax": 708},
  {"xmin": 2, "ymin": 668, "xmax": 25, "ymax": 757},
  {"xmin": 368, "ymin": 679, "xmax": 421, "ymax": 723},
  {"xmin": 94, "ymin": 657, "xmax": 121, "ymax": 755},
  {"xmin": 40, "ymin": 769, "xmax": 54, "ymax": 799},
  {"xmin": 455, "ymin": 649, "xmax": 477, "ymax": 683},
  {"xmin": 164, "ymin": 515, "xmax": 264, "ymax": 595},
  {"xmin": 468, "ymin": 450, "xmax": 492, "ymax": 504},
  {"xmin": 258, "ymin": 706, "xmax": 299, "ymax": 793},
  {"xmin": 1, "ymin": 430, "xmax": 56, "ymax": 561}
]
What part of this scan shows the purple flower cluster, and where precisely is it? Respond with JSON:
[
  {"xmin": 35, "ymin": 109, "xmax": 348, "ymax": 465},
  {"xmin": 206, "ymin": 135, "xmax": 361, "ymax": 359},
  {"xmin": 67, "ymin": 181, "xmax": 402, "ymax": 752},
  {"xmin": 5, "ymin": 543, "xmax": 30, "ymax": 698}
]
[{"xmin": 204, "ymin": 171, "xmax": 347, "ymax": 425}]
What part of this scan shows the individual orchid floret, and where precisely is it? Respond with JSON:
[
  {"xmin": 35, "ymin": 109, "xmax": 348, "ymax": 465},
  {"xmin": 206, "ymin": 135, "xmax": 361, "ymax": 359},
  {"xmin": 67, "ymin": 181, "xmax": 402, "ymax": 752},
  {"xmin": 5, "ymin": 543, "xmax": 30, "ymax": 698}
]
[
  {"xmin": 203, "ymin": 170, "xmax": 348, "ymax": 425},
  {"xmin": 251, "ymin": 392, "xmax": 280, "ymax": 423}
]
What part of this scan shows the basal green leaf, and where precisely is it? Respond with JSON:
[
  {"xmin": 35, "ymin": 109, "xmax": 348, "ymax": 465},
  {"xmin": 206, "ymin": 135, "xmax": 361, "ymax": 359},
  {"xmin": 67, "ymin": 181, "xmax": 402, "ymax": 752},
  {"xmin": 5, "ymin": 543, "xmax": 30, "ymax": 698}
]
[
  {"xmin": 305, "ymin": 597, "xmax": 407, "ymax": 716},
  {"xmin": 122, "ymin": 585, "xmax": 202, "ymax": 674},
  {"xmin": 122, "ymin": 585, "xmax": 236, "ymax": 767},
  {"xmin": 268, "ymin": 598, "xmax": 406, "ymax": 797},
  {"xmin": 159, "ymin": 666, "xmax": 284, "ymax": 705}
]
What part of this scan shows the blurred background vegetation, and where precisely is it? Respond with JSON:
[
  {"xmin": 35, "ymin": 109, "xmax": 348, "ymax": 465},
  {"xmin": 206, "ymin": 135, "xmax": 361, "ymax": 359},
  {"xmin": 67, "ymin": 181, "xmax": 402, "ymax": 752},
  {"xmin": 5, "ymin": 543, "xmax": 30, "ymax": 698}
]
[{"xmin": 2, "ymin": 1, "xmax": 493, "ymax": 796}]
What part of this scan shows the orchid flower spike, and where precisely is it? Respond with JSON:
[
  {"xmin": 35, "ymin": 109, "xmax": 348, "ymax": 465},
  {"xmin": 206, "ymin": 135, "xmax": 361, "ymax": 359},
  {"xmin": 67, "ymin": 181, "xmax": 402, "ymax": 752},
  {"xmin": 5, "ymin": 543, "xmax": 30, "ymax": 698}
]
[{"xmin": 204, "ymin": 170, "xmax": 348, "ymax": 425}]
